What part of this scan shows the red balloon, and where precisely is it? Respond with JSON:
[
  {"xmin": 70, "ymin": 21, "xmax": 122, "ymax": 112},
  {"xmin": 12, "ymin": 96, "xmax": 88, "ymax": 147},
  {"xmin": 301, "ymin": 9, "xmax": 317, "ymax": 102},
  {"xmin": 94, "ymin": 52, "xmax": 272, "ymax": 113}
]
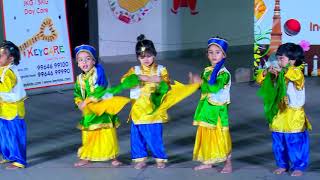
[{"xmin": 284, "ymin": 19, "xmax": 301, "ymax": 36}]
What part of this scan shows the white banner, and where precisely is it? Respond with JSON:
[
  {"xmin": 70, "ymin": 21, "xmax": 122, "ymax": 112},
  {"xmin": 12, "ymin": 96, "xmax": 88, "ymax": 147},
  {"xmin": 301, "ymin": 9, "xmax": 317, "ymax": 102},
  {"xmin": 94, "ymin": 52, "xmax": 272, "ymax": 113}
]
[{"xmin": 1, "ymin": 0, "xmax": 74, "ymax": 89}]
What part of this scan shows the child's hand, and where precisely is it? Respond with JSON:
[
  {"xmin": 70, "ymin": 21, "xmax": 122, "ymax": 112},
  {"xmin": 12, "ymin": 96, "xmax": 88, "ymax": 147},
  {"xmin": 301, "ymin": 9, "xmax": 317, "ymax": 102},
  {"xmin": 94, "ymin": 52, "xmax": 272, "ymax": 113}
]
[
  {"xmin": 77, "ymin": 101, "xmax": 87, "ymax": 111},
  {"xmin": 149, "ymin": 75, "xmax": 161, "ymax": 83},
  {"xmin": 189, "ymin": 72, "xmax": 202, "ymax": 84},
  {"xmin": 139, "ymin": 75, "xmax": 150, "ymax": 82},
  {"xmin": 273, "ymin": 67, "xmax": 282, "ymax": 72},
  {"xmin": 262, "ymin": 69, "xmax": 267, "ymax": 76},
  {"xmin": 268, "ymin": 66, "xmax": 278, "ymax": 76},
  {"xmin": 193, "ymin": 75, "xmax": 202, "ymax": 84},
  {"xmin": 139, "ymin": 75, "xmax": 161, "ymax": 83}
]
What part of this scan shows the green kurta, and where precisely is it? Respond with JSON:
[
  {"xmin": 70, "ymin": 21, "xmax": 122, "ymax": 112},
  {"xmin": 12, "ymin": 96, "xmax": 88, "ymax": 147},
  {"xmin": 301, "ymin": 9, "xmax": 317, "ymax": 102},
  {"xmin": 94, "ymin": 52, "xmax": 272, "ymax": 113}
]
[
  {"xmin": 74, "ymin": 68, "xmax": 120, "ymax": 130},
  {"xmin": 193, "ymin": 67, "xmax": 230, "ymax": 128}
]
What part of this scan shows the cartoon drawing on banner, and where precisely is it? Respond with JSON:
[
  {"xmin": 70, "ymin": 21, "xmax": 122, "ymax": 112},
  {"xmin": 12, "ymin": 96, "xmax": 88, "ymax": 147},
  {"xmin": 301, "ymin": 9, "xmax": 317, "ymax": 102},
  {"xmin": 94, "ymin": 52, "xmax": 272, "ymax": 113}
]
[
  {"xmin": 254, "ymin": 0, "xmax": 267, "ymax": 23},
  {"xmin": 170, "ymin": 0, "xmax": 198, "ymax": 15},
  {"xmin": 284, "ymin": 19, "xmax": 301, "ymax": 36},
  {"xmin": 108, "ymin": 0, "xmax": 159, "ymax": 24},
  {"xmin": 254, "ymin": 0, "xmax": 270, "ymax": 77},
  {"xmin": 18, "ymin": 18, "xmax": 58, "ymax": 55}
]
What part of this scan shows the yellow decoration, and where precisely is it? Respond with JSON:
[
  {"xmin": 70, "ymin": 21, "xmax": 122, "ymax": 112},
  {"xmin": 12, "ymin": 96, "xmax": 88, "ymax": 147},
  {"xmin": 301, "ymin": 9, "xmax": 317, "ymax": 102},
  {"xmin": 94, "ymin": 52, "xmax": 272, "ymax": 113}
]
[
  {"xmin": 118, "ymin": 0, "xmax": 150, "ymax": 13},
  {"xmin": 254, "ymin": 0, "xmax": 267, "ymax": 21},
  {"xmin": 18, "ymin": 18, "xmax": 58, "ymax": 53}
]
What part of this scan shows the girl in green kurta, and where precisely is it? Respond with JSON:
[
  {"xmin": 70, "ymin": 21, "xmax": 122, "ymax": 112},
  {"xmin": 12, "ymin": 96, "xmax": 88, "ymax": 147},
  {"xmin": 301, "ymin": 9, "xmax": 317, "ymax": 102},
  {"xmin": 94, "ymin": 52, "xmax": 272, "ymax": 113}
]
[
  {"xmin": 73, "ymin": 45, "xmax": 138, "ymax": 167},
  {"xmin": 192, "ymin": 37, "xmax": 232, "ymax": 173}
]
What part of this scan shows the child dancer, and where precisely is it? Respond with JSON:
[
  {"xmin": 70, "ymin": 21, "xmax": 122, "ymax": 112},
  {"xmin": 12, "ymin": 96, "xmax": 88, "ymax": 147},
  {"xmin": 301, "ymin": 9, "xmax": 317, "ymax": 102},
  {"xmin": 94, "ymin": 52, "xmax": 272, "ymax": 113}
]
[
  {"xmin": 0, "ymin": 40, "xmax": 27, "ymax": 169},
  {"xmin": 122, "ymin": 34, "xmax": 200, "ymax": 169},
  {"xmin": 192, "ymin": 37, "xmax": 232, "ymax": 173},
  {"xmin": 73, "ymin": 44, "xmax": 132, "ymax": 167},
  {"xmin": 256, "ymin": 43, "xmax": 311, "ymax": 176}
]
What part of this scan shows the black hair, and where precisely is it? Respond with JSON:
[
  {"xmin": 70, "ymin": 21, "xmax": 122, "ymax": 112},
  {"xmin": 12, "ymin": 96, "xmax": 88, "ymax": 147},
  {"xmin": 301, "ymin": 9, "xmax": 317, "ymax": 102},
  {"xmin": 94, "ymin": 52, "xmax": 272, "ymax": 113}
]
[
  {"xmin": 0, "ymin": 40, "xmax": 21, "ymax": 65},
  {"xmin": 276, "ymin": 42, "xmax": 304, "ymax": 66},
  {"xmin": 135, "ymin": 34, "xmax": 157, "ymax": 57}
]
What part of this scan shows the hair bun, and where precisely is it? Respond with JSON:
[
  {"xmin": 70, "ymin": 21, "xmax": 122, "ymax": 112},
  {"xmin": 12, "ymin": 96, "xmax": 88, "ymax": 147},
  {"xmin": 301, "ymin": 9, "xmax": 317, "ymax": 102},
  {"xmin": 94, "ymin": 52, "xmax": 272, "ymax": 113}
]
[{"xmin": 137, "ymin": 34, "xmax": 146, "ymax": 42}]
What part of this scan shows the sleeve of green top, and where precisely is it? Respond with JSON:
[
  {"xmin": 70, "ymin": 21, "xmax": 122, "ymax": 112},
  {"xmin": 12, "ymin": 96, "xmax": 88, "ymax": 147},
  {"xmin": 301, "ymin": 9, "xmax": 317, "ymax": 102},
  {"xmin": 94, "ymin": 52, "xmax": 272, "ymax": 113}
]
[
  {"xmin": 201, "ymin": 72, "xmax": 230, "ymax": 93},
  {"xmin": 73, "ymin": 81, "xmax": 83, "ymax": 100},
  {"xmin": 87, "ymin": 85, "xmax": 106, "ymax": 99},
  {"xmin": 104, "ymin": 74, "xmax": 140, "ymax": 95},
  {"xmin": 74, "ymin": 80, "xmax": 84, "ymax": 107}
]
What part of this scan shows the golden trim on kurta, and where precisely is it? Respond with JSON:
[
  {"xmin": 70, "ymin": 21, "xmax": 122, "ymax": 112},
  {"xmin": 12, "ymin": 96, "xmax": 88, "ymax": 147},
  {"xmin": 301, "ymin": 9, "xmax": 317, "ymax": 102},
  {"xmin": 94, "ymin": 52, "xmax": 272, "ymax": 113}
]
[
  {"xmin": 193, "ymin": 156, "xmax": 229, "ymax": 165},
  {"xmin": 132, "ymin": 119, "xmax": 168, "ymax": 125},
  {"xmin": 77, "ymin": 122, "xmax": 120, "ymax": 131},
  {"xmin": 193, "ymin": 121, "xmax": 229, "ymax": 130},
  {"xmin": 79, "ymin": 155, "xmax": 119, "ymax": 162},
  {"xmin": 78, "ymin": 67, "xmax": 97, "ymax": 99},
  {"xmin": 270, "ymin": 129, "xmax": 306, "ymax": 133},
  {"xmin": 74, "ymin": 97, "xmax": 82, "ymax": 106},
  {"xmin": 255, "ymin": 70, "xmax": 266, "ymax": 85},
  {"xmin": 87, "ymin": 97, "xmax": 99, "ymax": 103},
  {"xmin": 283, "ymin": 96, "xmax": 289, "ymax": 106}
]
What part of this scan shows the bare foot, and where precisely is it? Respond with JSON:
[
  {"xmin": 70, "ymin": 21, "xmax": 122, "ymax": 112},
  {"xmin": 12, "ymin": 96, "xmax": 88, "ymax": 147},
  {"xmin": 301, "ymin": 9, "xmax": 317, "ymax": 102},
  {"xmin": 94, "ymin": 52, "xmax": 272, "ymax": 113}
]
[
  {"xmin": 291, "ymin": 170, "xmax": 303, "ymax": 177},
  {"xmin": 220, "ymin": 161, "xmax": 232, "ymax": 173},
  {"xmin": 193, "ymin": 164, "xmax": 212, "ymax": 171},
  {"xmin": 156, "ymin": 162, "xmax": 166, "ymax": 169},
  {"xmin": 111, "ymin": 159, "xmax": 122, "ymax": 167},
  {"xmin": 0, "ymin": 159, "xmax": 9, "ymax": 164},
  {"xmin": 74, "ymin": 160, "xmax": 90, "ymax": 167},
  {"xmin": 273, "ymin": 168, "xmax": 287, "ymax": 175},
  {"xmin": 134, "ymin": 161, "xmax": 147, "ymax": 169},
  {"xmin": 6, "ymin": 164, "xmax": 20, "ymax": 170}
]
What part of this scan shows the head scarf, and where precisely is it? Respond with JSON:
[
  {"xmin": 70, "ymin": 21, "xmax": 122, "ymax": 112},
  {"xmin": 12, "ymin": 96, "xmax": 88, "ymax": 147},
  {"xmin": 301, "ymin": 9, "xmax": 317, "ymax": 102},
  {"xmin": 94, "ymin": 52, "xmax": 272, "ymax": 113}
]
[
  {"xmin": 74, "ymin": 44, "xmax": 108, "ymax": 87},
  {"xmin": 207, "ymin": 37, "xmax": 229, "ymax": 85}
]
